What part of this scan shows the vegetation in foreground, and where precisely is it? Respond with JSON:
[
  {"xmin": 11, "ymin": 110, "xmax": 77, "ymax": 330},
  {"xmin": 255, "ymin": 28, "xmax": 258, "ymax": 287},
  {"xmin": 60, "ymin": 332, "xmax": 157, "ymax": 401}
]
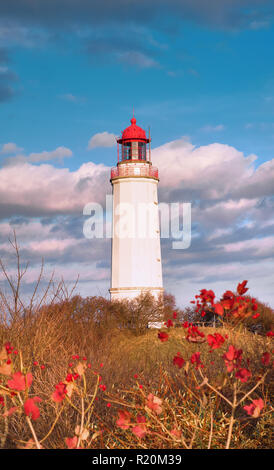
[{"xmin": 0, "ymin": 236, "xmax": 273, "ymax": 449}]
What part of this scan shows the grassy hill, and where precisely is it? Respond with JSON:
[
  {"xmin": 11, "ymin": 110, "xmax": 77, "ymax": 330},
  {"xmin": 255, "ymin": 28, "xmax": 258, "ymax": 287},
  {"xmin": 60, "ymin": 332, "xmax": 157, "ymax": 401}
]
[
  {"xmin": 0, "ymin": 246, "xmax": 273, "ymax": 449},
  {"xmin": 0, "ymin": 312, "xmax": 272, "ymax": 449}
]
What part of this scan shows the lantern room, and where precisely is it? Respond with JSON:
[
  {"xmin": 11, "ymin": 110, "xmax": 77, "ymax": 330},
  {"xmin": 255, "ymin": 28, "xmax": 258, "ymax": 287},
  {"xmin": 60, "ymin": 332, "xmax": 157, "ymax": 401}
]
[{"xmin": 117, "ymin": 116, "xmax": 150, "ymax": 163}]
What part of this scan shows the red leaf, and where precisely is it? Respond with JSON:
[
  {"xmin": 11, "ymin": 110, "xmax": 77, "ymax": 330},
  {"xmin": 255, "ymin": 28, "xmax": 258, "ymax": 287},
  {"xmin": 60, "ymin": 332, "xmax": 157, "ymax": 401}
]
[
  {"xmin": 7, "ymin": 372, "xmax": 33, "ymax": 391},
  {"xmin": 173, "ymin": 353, "xmax": 185, "ymax": 369},
  {"xmin": 235, "ymin": 368, "xmax": 252, "ymax": 383},
  {"xmin": 116, "ymin": 410, "xmax": 132, "ymax": 430},
  {"xmin": 132, "ymin": 416, "xmax": 147, "ymax": 439},
  {"xmin": 52, "ymin": 382, "xmax": 67, "ymax": 403},
  {"xmin": 146, "ymin": 393, "xmax": 163, "ymax": 415},
  {"xmin": 243, "ymin": 398, "xmax": 264, "ymax": 418},
  {"xmin": 261, "ymin": 352, "xmax": 271, "ymax": 365},
  {"xmin": 190, "ymin": 352, "xmax": 204, "ymax": 369},
  {"xmin": 24, "ymin": 397, "xmax": 42, "ymax": 421},
  {"xmin": 158, "ymin": 332, "xmax": 169, "ymax": 342},
  {"xmin": 3, "ymin": 406, "xmax": 19, "ymax": 417},
  {"xmin": 237, "ymin": 280, "xmax": 249, "ymax": 295},
  {"xmin": 65, "ymin": 436, "xmax": 78, "ymax": 449},
  {"xmin": 207, "ymin": 333, "xmax": 225, "ymax": 351},
  {"xmin": 214, "ymin": 303, "xmax": 224, "ymax": 316}
]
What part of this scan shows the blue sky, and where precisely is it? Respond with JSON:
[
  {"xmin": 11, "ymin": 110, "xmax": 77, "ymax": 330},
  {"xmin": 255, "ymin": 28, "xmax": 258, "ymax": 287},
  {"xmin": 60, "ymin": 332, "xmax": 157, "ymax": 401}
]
[
  {"xmin": 2, "ymin": 3, "xmax": 274, "ymax": 167},
  {"xmin": 0, "ymin": 1, "xmax": 274, "ymax": 307}
]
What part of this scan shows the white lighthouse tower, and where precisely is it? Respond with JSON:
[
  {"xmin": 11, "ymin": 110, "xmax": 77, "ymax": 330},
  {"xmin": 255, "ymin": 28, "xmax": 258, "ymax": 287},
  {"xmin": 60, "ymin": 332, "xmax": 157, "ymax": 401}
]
[{"xmin": 109, "ymin": 114, "xmax": 164, "ymax": 301}]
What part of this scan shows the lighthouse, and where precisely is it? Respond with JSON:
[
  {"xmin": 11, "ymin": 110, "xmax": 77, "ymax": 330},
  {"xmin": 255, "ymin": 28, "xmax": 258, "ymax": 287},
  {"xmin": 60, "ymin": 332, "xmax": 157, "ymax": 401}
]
[{"xmin": 109, "ymin": 115, "xmax": 164, "ymax": 301}]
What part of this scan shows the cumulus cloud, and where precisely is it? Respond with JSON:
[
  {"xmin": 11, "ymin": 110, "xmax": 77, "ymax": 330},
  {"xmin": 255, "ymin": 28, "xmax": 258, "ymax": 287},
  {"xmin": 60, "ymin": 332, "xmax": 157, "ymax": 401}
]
[
  {"xmin": 0, "ymin": 135, "xmax": 273, "ymax": 307},
  {"xmin": 28, "ymin": 146, "xmax": 72, "ymax": 163},
  {"xmin": 233, "ymin": 159, "xmax": 274, "ymax": 199},
  {"xmin": 152, "ymin": 138, "xmax": 257, "ymax": 202},
  {"xmin": 0, "ymin": 142, "xmax": 23, "ymax": 154},
  {"xmin": 222, "ymin": 236, "xmax": 274, "ymax": 257},
  {"xmin": 88, "ymin": 132, "xmax": 116, "ymax": 150},
  {"xmin": 0, "ymin": 160, "xmax": 110, "ymax": 218},
  {"xmin": 3, "ymin": 146, "xmax": 73, "ymax": 166},
  {"xmin": 151, "ymin": 137, "xmax": 274, "ymax": 305},
  {"xmin": 0, "ymin": 215, "xmax": 111, "ymax": 302}
]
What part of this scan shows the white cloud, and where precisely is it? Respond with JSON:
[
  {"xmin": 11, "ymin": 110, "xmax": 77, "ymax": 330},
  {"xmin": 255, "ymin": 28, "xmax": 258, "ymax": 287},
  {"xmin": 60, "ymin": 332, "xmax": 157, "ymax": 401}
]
[
  {"xmin": 28, "ymin": 146, "xmax": 73, "ymax": 163},
  {"xmin": 234, "ymin": 158, "xmax": 274, "ymax": 199},
  {"xmin": 29, "ymin": 238, "xmax": 80, "ymax": 254},
  {"xmin": 59, "ymin": 93, "xmax": 78, "ymax": 102},
  {"xmin": 201, "ymin": 124, "xmax": 225, "ymax": 132},
  {"xmin": 164, "ymin": 259, "xmax": 274, "ymax": 307},
  {"xmin": 0, "ymin": 160, "xmax": 110, "ymax": 216},
  {"xmin": 249, "ymin": 20, "xmax": 270, "ymax": 30},
  {"xmin": 193, "ymin": 198, "xmax": 259, "ymax": 229},
  {"xmin": 1, "ymin": 135, "xmax": 273, "ymax": 308},
  {"xmin": 152, "ymin": 138, "xmax": 257, "ymax": 200},
  {"xmin": 88, "ymin": 131, "xmax": 116, "ymax": 150},
  {"xmin": 223, "ymin": 236, "xmax": 274, "ymax": 257},
  {"xmin": 244, "ymin": 123, "xmax": 254, "ymax": 129},
  {"xmin": 207, "ymin": 227, "xmax": 234, "ymax": 241},
  {"xmin": 118, "ymin": 51, "xmax": 159, "ymax": 68},
  {"xmin": 3, "ymin": 146, "xmax": 73, "ymax": 166},
  {"xmin": 1, "ymin": 142, "xmax": 23, "ymax": 154},
  {"xmin": 58, "ymin": 93, "xmax": 85, "ymax": 104}
]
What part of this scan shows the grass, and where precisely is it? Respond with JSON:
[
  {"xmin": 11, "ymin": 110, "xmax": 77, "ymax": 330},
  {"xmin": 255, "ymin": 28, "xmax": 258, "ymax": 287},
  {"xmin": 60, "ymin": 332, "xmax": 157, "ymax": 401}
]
[
  {"xmin": 0, "ymin": 236, "xmax": 273, "ymax": 449},
  {"xmin": 0, "ymin": 316, "xmax": 273, "ymax": 449}
]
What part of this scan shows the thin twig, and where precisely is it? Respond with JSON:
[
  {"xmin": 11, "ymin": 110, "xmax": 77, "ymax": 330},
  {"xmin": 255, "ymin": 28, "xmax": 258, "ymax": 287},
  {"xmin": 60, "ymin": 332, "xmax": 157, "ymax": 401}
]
[
  {"xmin": 236, "ymin": 373, "xmax": 268, "ymax": 406},
  {"xmin": 208, "ymin": 409, "xmax": 214, "ymax": 449},
  {"xmin": 225, "ymin": 381, "xmax": 237, "ymax": 449}
]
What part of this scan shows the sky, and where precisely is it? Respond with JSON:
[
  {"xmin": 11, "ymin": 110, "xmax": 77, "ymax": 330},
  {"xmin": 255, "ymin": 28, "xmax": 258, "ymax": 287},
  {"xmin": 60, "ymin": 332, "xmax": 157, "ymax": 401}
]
[{"xmin": 0, "ymin": 0, "xmax": 274, "ymax": 308}]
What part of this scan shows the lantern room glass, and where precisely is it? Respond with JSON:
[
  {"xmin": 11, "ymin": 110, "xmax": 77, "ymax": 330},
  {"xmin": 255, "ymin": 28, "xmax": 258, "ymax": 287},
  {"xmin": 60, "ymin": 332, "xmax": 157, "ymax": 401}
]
[{"xmin": 120, "ymin": 141, "xmax": 147, "ymax": 162}]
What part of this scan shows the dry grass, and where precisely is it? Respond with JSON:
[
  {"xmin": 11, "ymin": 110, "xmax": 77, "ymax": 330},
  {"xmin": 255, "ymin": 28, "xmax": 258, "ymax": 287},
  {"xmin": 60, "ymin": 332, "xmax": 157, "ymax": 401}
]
[
  {"xmin": 0, "ymin": 315, "xmax": 273, "ymax": 449},
  {"xmin": 0, "ymin": 236, "xmax": 273, "ymax": 449}
]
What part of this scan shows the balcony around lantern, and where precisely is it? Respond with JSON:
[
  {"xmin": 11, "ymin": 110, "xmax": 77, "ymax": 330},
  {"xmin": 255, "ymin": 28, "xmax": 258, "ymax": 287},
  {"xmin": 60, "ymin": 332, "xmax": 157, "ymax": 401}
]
[{"xmin": 111, "ymin": 162, "xmax": 159, "ymax": 180}]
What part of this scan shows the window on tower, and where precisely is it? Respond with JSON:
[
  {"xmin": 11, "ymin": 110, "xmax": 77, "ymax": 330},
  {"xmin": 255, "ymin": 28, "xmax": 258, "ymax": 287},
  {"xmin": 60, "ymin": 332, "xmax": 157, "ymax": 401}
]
[
  {"xmin": 122, "ymin": 142, "xmax": 131, "ymax": 160},
  {"xmin": 120, "ymin": 141, "xmax": 147, "ymax": 162},
  {"xmin": 138, "ymin": 142, "xmax": 146, "ymax": 161}
]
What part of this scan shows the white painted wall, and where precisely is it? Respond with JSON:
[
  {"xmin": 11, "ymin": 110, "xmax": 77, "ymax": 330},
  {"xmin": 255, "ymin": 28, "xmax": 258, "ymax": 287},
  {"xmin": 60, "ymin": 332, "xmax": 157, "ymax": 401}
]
[{"xmin": 110, "ymin": 164, "xmax": 163, "ymax": 301}]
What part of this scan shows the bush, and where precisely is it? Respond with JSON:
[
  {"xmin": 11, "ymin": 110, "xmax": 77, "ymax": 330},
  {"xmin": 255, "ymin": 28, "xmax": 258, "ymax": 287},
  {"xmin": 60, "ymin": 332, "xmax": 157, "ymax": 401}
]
[{"xmin": 0, "ymin": 236, "xmax": 273, "ymax": 449}]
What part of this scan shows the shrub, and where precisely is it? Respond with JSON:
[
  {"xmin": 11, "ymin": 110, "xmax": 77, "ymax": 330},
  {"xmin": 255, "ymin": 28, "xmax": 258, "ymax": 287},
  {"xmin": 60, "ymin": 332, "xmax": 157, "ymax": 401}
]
[{"xmin": 0, "ymin": 236, "xmax": 273, "ymax": 449}]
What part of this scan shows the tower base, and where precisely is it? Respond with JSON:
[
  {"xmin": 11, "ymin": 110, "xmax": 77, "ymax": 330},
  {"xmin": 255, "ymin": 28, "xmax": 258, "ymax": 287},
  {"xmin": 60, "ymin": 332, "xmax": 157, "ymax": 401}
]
[{"xmin": 109, "ymin": 286, "xmax": 164, "ymax": 302}]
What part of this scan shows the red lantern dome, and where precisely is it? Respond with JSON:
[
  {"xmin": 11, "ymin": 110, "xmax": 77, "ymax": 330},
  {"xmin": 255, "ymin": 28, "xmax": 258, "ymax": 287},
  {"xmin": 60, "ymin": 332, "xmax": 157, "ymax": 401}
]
[
  {"xmin": 117, "ymin": 116, "xmax": 149, "ymax": 143},
  {"xmin": 112, "ymin": 113, "xmax": 157, "ymax": 178}
]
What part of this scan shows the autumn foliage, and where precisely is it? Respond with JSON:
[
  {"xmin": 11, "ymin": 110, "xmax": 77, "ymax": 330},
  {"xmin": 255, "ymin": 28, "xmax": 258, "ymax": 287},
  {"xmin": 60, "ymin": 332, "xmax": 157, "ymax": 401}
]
[
  {"xmin": 0, "ymin": 238, "xmax": 273, "ymax": 448},
  {"xmin": 0, "ymin": 274, "xmax": 273, "ymax": 449}
]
